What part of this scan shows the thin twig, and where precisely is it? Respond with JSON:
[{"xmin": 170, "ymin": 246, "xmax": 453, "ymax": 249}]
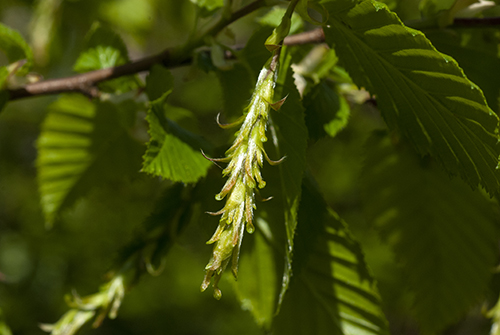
[
  {"xmin": 7, "ymin": 12, "xmax": 498, "ymax": 102},
  {"xmin": 6, "ymin": 28, "xmax": 326, "ymax": 101}
]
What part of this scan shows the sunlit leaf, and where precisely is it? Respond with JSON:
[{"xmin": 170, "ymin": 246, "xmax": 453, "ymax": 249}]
[
  {"xmin": 323, "ymin": 0, "xmax": 500, "ymax": 194},
  {"xmin": 142, "ymin": 101, "xmax": 212, "ymax": 183},
  {"xmin": 142, "ymin": 66, "xmax": 211, "ymax": 183},
  {"xmin": 37, "ymin": 95, "xmax": 143, "ymax": 227},
  {"xmin": 361, "ymin": 131, "xmax": 498, "ymax": 332},
  {"xmin": 273, "ymin": 177, "xmax": 389, "ymax": 335},
  {"xmin": 74, "ymin": 22, "xmax": 138, "ymax": 93}
]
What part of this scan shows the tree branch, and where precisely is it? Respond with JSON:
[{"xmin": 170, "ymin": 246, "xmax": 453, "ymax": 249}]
[{"xmin": 6, "ymin": 28, "xmax": 326, "ymax": 101}]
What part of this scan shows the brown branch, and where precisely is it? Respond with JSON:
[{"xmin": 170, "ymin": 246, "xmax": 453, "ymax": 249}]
[
  {"xmin": 452, "ymin": 16, "xmax": 500, "ymax": 27},
  {"xmin": 284, "ymin": 27, "xmax": 325, "ymax": 45},
  {"xmin": 5, "ymin": 10, "xmax": 500, "ymax": 102},
  {"xmin": 6, "ymin": 28, "xmax": 326, "ymax": 101},
  {"xmin": 7, "ymin": 50, "xmax": 182, "ymax": 100}
]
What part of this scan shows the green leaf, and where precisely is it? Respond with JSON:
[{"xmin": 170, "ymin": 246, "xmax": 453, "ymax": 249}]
[
  {"xmin": 273, "ymin": 177, "xmax": 389, "ymax": 335},
  {"xmin": 74, "ymin": 22, "xmax": 138, "ymax": 94},
  {"xmin": 216, "ymin": 63, "xmax": 253, "ymax": 121},
  {"xmin": 142, "ymin": 101, "xmax": 212, "ymax": 183},
  {"xmin": 361, "ymin": 131, "xmax": 498, "ymax": 332},
  {"xmin": 233, "ymin": 216, "xmax": 277, "ymax": 330},
  {"xmin": 323, "ymin": 0, "xmax": 500, "ymax": 194},
  {"xmin": 303, "ymin": 81, "xmax": 350, "ymax": 140},
  {"xmin": 425, "ymin": 28, "xmax": 500, "ymax": 110},
  {"xmin": 190, "ymin": 0, "xmax": 224, "ymax": 15},
  {"xmin": 0, "ymin": 22, "xmax": 33, "ymax": 76},
  {"xmin": 0, "ymin": 90, "xmax": 8, "ymax": 113},
  {"xmin": 258, "ymin": 6, "xmax": 304, "ymax": 35},
  {"xmin": 143, "ymin": 66, "xmax": 210, "ymax": 183},
  {"xmin": 37, "ymin": 95, "xmax": 143, "ymax": 227},
  {"xmin": 0, "ymin": 67, "xmax": 8, "ymax": 89},
  {"xmin": 145, "ymin": 64, "xmax": 175, "ymax": 102},
  {"xmin": 272, "ymin": 48, "xmax": 308, "ymax": 310},
  {"xmin": 0, "ymin": 309, "xmax": 12, "ymax": 335},
  {"xmin": 119, "ymin": 183, "xmax": 195, "ymax": 268}
]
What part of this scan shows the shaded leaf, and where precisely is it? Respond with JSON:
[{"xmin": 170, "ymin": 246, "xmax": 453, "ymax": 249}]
[
  {"xmin": 361, "ymin": 131, "xmax": 499, "ymax": 332},
  {"xmin": 0, "ymin": 90, "xmax": 8, "ymax": 113},
  {"xmin": 0, "ymin": 22, "xmax": 33, "ymax": 76},
  {"xmin": 145, "ymin": 64, "xmax": 175, "ymax": 102},
  {"xmin": 0, "ymin": 67, "xmax": 8, "ymax": 89},
  {"xmin": 258, "ymin": 6, "xmax": 304, "ymax": 35},
  {"xmin": 37, "ymin": 95, "xmax": 143, "ymax": 227},
  {"xmin": 273, "ymin": 176, "xmax": 389, "ymax": 335},
  {"xmin": 425, "ymin": 28, "xmax": 500, "ymax": 110},
  {"xmin": 233, "ymin": 216, "xmax": 277, "ymax": 330},
  {"xmin": 271, "ymin": 49, "xmax": 308, "ymax": 309},
  {"xmin": 303, "ymin": 81, "xmax": 350, "ymax": 140},
  {"xmin": 323, "ymin": 0, "xmax": 500, "ymax": 194},
  {"xmin": 216, "ymin": 62, "xmax": 253, "ymax": 121}
]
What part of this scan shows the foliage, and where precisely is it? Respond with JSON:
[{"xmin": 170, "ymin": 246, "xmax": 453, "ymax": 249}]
[{"xmin": 1, "ymin": 0, "xmax": 500, "ymax": 335}]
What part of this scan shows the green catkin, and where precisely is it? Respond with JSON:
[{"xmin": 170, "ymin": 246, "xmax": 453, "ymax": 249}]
[{"xmin": 201, "ymin": 56, "xmax": 280, "ymax": 299}]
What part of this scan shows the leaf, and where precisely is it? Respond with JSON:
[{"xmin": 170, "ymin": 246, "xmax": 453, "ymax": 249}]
[
  {"xmin": 323, "ymin": 0, "xmax": 500, "ymax": 194},
  {"xmin": 273, "ymin": 176, "xmax": 389, "ymax": 335},
  {"xmin": 303, "ymin": 81, "xmax": 350, "ymax": 140},
  {"xmin": 0, "ymin": 90, "xmax": 8, "ymax": 113},
  {"xmin": 216, "ymin": 62, "xmax": 253, "ymax": 120},
  {"xmin": 425, "ymin": 28, "xmax": 500, "ymax": 110},
  {"xmin": 258, "ymin": 6, "xmax": 304, "ymax": 35},
  {"xmin": 0, "ymin": 67, "xmax": 8, "ymax": 89},
  {"xmin": 74, "ymin": 22, "xmax": 138, "ymax": 93},
  {"xmin": 142, "ymin": 101, "xmax": 212, "ymax": 183},
  {"xmin": 233, "ymin": 216, "xmax": 278, "ymax": 330},
  {"xmin": 37, "ymin": 95, "xmax": 143, "ymax": 227},
  {"xmin": 119, "ymin": 183, "xmax": 194, "ymax": 269},
  {"xmin": 361, "ymin": 131, "xmax": 499, "ymax": 332},
  {"xmin": 145, "ymin": 64, "xmax": 175, "ymax": 102},
  {"xmin": 271, "ymin": 48, "xmax": 308, "ymax": 310},
  {"xmin": 0, "ymin": 22, "xmax": 33, "ymax": 76},
  {"xmin": 190, "ymin": 0, "xmax": 224, "ymax": 16}
]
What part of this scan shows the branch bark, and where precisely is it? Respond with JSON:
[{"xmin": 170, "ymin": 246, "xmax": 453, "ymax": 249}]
[
  {"xmin": 6, "ymin": 28, "xmax": 326, "ymax": 101},
  {"xmin": 8, "ymin": 12, "xmax": 496, "ymax": 102}
]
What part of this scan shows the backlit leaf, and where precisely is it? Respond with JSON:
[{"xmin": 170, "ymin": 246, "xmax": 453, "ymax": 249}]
[
  {"xmin": 361, "ymin": 131, "xmax": 499, "ymax": 332},
  {"xmin": 37, "ymin": 95, "xmax": 143, "ymax": 227},
  {"xmin": 323, "ymin": 0, "xmax": 500, "ymax": 194},
  {"xmin": 142, "ymin": 101, "xmax": 212, "ymax": 183},
  {"xmin": 74, "ymin": 22, "xmax": 138, "ymax": 93},
  {"xmin": 273, "ymin": 177, "xmax": 389, "ymax": 335}
]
